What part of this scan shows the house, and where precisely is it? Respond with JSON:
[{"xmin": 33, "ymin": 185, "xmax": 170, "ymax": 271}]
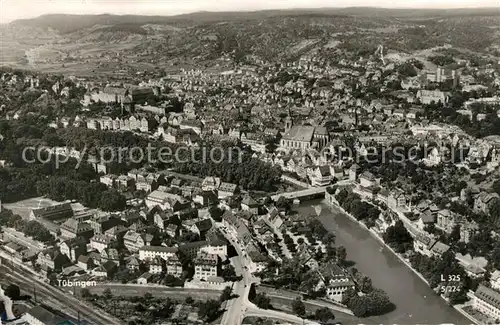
[
  {"xmin": 387, "ymin": 189, "xmax": 406, "ymax": 210},
  {"xmin": 191, "ymin": 219, "xmax": 213, "ymax": 239},
  {"xmin": 309, "ymin": 165, "xmax": 332, "ymax": 187},
  {"xmin": 416, "ymin": 210, "xmax": 436, "ymax": 230},
  {"xmin": 359, "ymin": 171, "xmax": 376, "ymax": 188},
  {"xmin": 60, "ymin": 218, "xmax": 93, "ymax": 240},
  {"xmin": 474, "ymin": 192, "xmax": 500, "ymax": 214},
  {"xmin": 37, "ymin": 248, "xmax": 71, "ymax": 273},
  {"xmin": 93, "ymin": 260, "xmax": 118, "ymax": 278},
  {"xmin": 241, "ymin": 195, "xmax": 259, "ymax": 215},
  {"xmin": 100, "ymin": 248, "xmax": 120, "ymax": 265},
  {"xmin": 153, "ymin": 210, "xmax": 173, "ymax": 230},
  {"xmin": 377, "ymin": 188, "xmax": 389, "ymax": 205},
  {"xmin": 165, "ymin": 223, "xmax": 179, "ymax": 238},
  {"xmin": 124, "ymin": 230, "xmax": 152, "ymax": 252},
  {"xmin": 413, "ymin": 233, "xmax": 433, "ymax": 256},
  {"xmin": 149, "ymin": 256, "xmax": 164, "ymax": 274},
  {"xmin": 138, "ymin": 245, "xmax": 178, "ymax": 261},
  {"xmin": 60, "ymin": 237, "xmax": 87, "ymax": 262},
  {"xmin": 349, "ymin": 164, "xmax": 360, "ymax": 182},
  {"xmin": 490, "ymin": 270, "xmax": 500, "ymax": 291},
  {"xmin": 137, "ymin": 272, "xmax": 153, "ymax": 284},
  {"xmin": 193, "ymin": 190, "xmax": 218, "ymax": 206},
  {"xmin": 166, "ymin": 255, "xmax": 183, "ymax": 277},
  {"xmin": 218, "ymin": 182, "xmax": 238, "ymax": 198},
  {"xmin": 126, "ymin": 255, "xmax": 141, "ymax": 272},
  {"xmin": 460, "ymin": 221, "xmax": 479, "ymax": 243},
  {"xmin": 429, "ymin": 241, "xmax": 450, "ymax": 257},
  {"xmin": 473, "ymin": 285, "xmax": 500, "ymax": 320},
  {"xmin": 145, "ymin": 190, "xmax": 191, "ymax": 211},
  {"xmin": 90, "ymin": 234, "xmax": 113, "ymax": 252},
  {"xmin": 77, "ymin": 255, "xmax": 95, "ymax": 271},
  {"xmin": 193, "ymin": 251, "xmax": 218, "ymax": 281},
  {"xmin": 436, "ymin": 209, "xmax": 457, "ymax": 234},
  {"xmin": 318, "ymin": 262, "xmax": 355, "ymax": 303}
]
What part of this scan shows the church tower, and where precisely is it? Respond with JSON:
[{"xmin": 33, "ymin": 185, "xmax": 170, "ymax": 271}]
[{"xmin": 285, "ymin": 116, "xmax": 293, "ymax": 132}]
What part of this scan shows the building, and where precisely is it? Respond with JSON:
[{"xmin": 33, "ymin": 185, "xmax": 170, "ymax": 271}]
[
  {"xmin": 123, "ymin": 230, "xmax": 152, "ymax": 252},
  {"xmin": 279, "ymin": 118, "xmax": 329, "ymax": 151},
  {"xmin": 491, "ymin": 270, "xmax": 500, "ymax": 291},
  {"xmin": 60, "ymin": 237, "xmax": 87, "ymax": 262},
  {"xmin": 318, "ymin": 262, "xmax": 355, "ymax": 303},
  {"xmin": 193, "ymin": 251, "xmax": 218, "ymax": 281},
  {"xmin": 436, "ymin": 209, "xmax": 457, "ymax": 234},
  {"xmin": 138, "ymin": 246, "xmax": 178, "ymax": 261},
  {"xmin": 149, "ymin": 256, "xmax": 164, "ymax": 274},
  {"xmin": 29, "ymin": 203, "xmax": 74, "ymax": 221},
  {"xmin": 166, "ymin": 255, "xmax": 183, "ymax": 277},
  {"xmin": 145, "ymin": 190, "xmax": 191, "ymax": 211},
  {"xmin": 241, "ymin": 195, "xmax": 259, "ymax": 215},
  {"xmin": 60, "ymin": 218, "xmax": 93, "ymax": 240},
  {"xmin": 426, "ymin": 67, "xmax": 459, "ymax": 85},
  {"xmin": 218, "ymin": 182, "xmax": 239, "ymax": 198},
  {"xmin": 387, "ymin": 189, "xmax": 406, "ymax": 210},
  {"xmin": 473, "ymin": 285, "xmax": 500, "ymax": 320},
  {"xmin": 178, "ymin": 240, "xmax": 227, "ymax": 259},
  {"xmin": 359, "ymin": 171, "xmax": 376, "ymax": 188},
  {"xmin": 90, "ymin": 234, "xmax": 113, "ymax": 252},
  {"xmin": 191, "ymin": 219, "xmax": 213, "ymax": 239},
  {"xmin": 474, "ymin": 192, "xmax": 500, "ymax": 214},
  {"xmin": 416, "ymin": 90, "xmax": 448, "ymax": 105},
  {"xmin": 309, "ymin": 165, "xmax": 332, "ymax": 187}
]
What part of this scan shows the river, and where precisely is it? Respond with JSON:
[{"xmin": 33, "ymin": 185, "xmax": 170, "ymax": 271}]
[{"xmin": 295, "ymin": 200, "xmax": 470, "ymax": 324}]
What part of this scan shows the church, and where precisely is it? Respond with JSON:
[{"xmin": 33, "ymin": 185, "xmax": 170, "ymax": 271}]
[{"xmin": 279, "ymin": 117, "xmax": 329, "ymax": 151}]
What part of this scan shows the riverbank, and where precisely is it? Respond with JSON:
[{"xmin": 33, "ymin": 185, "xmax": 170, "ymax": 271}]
[{"xmin": 324, "ymin": 199, "xmax": 482, "ymax": 325}]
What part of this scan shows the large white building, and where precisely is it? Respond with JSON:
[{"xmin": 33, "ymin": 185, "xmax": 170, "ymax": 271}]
[
  {"xmin": 194, "ymin": 251, "xmax": 218, "ymax": 281},
  {"xmin": 138, "ymin": 246, "xmax": 178, "ymax": 261},
  {"xmin": 473, "ymin": 285, "xmax": 500, "ymax": 320}
]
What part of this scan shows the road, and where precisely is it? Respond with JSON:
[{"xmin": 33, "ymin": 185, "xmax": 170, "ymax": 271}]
[
  {"xmin": 216, "ymin": 222, "xmax": 322, "ymax": 325},
  {"xmin": 0, "ymin": 253, "xmax": 122, "ymax": 325},
  {"xmin": 217, "ymin": 222, "xmax": 257, "ymax": 325},
  {"xmin": 74, "ymin": 283, "xmax": 221, "ymax": 300},
  {"xmin": 246, "ymin": 306, "xmax": 320, "ymax": 324}
]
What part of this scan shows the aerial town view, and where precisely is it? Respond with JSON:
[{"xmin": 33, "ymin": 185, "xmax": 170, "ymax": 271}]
[{"xmin": 0, "ymin": 1, "xmax": 500, "ymax": 324}]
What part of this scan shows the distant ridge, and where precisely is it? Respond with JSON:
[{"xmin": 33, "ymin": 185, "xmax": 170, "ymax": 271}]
[{"xmin": 9, "ymin": 7, "xmax": 500, "ymax": 33}]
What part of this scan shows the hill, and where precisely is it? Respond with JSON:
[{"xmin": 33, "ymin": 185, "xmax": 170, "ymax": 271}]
[{"xmin": 2, "ymin": 8, "xmax": 499, "ymax": 75}]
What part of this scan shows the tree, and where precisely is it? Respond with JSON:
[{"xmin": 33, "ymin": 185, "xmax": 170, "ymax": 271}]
[
  {"xmin": 4, "ymin": 284, "xmax": 20, "ymax": 300},
  {"xmin": 314, "ymin": 307, "xmax": 335, "ymax": 324},
  {"xmin": 185, "ymin": 296, "xmax": 194, "ymax": 304},
  {"xmin": 103, "ymin": 288, "xmax": 113, "ymax": 300},
  {"xmin": 276, "ymin": 197, "xmax": 291, "ymax": 211},
  {"xmin": 360, "ymin": 276, "xmax": 373, "ymax": 293},
  {"xmin": 449, "ymin": 225, "xmax": 461, "ymax": 244},
  {"xmin": 492, "ymin": 246, "xmax": 500, "ymax": 269},
  {"xmin": 336, "ymin": 246, "xmax": 347, "ymax": 265},
  {"xmin": 198, "ymin": 299, "xmax": 221, "ymax": 322},
  {"xmin": 80, "ymin": 288, "xmax": 91, "ymax": 300},
  {"xmin": 253, "ymin": 293, "xmax": 271, "ymax": 309},
  {"xmin": 219, "ymin": 286, "xmax": 233, "ymax": 302},
  {"xmin": 383, "ymin": 220, "xmax": 413, "ymax": 253},
  {"xmin": 292, "ymin": 297, "xmax": 306, "ymax": 317}
]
